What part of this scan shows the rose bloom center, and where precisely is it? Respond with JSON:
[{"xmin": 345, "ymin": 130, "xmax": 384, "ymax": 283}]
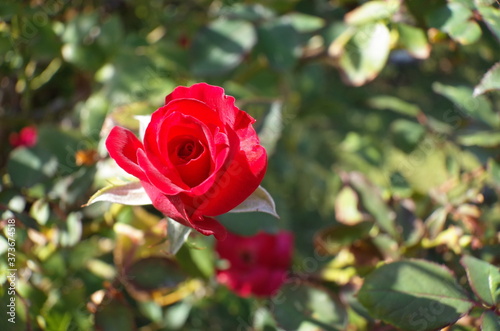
[{"xmin": 169, "ymin": 136, "xmax": 204, "ymax": 164}]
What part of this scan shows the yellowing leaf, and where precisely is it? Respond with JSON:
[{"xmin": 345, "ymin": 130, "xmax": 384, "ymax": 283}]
[{"xmin": 335, "ymin": 186, "xmax": 364, "ymax": 225}]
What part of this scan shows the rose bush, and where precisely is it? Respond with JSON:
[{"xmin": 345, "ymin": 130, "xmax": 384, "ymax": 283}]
[
  {"xmin": 105, "ymin": 83, "xmax": 267, "ymax": 239},
  {"xmin": 216, "ymin": 230, "xmax": 294, "ymax": 297}
]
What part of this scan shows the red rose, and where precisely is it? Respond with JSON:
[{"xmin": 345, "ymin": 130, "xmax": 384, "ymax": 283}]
[
  {"xmin": 9, "ymin": 125, "xmax": 38, "ymax": 148},
  {"xmin": 105, "ymin": 83, "xmax": 267, "ymax": 239},
  {"xmin": 216, "ymin": 230, "xmax": 293, "ymax": 297}
]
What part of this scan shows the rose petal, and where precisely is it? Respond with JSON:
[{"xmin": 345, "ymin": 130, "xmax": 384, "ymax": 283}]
[
  {"xmin": 189, "ymin": 216, "xmax": 227, "ymax": 240},
  {"xmin": 157, "ymin": 112, "xmax": 214, "ymax": 187},
  {"xmin": 137, "ymin": 149, "xmax": 187, "ymax": 195},
  {"xmin": 106, "ymin": 127, "xmax": 147, "ymax": 181},
  {"xmin": 184, "ymin": 129, "xmax": 231, "ymax": 197},
  {"xmin": 192, "ymin": 144, "xmax": 267, "ymax": 217},
  {"xmin": 271, "ymin": 232, "xmax": 294, "ymax": 269},
  {"xmin": 140, "ymin": 180, "xmax": 189, "ymax": 221},
  {"xmin": 215, "ymin": 231, "xmax": 293, "ymax": 297},
  {"xmin": 143, "ymin": 112, "xmax": 187, "ymax": 188},
  {"xmin": 256, "ymin": 269, "xmax": 287, "ymax": 296},
  {"xmin": 162, "ymin": 98, "xmax": 225, "ymax": 129},
  {"xmin": 164, "ymin": 83, "xmax": 239, "ymax": 126}
]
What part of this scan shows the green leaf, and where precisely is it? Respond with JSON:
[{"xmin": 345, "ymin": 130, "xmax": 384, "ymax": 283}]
[
  {"xmin": 396, "ymin": 200, "xmax": 425, "ymax": 247},
  {"xmin": 176, "ymin": 237, "xmax": 214, "ymax": 279},
  {"xmin": 358, "ymin": 259, "xmax": 474, "ymax": 331},
  {"xmin": 477, "ymin": 5, "xmax": 500, "ymax": 42},
  {"xmin": 425, "ymin": 207, "xmax": 449, "ymax": 239},
  {"xmin": 97, "ymin": 14, "xmax": 124, "ymax": 56},
  {"xmin": 257, "ymin": 18, "xmax": 299, "ymax": 71},
  {"xmin": 488, "ymin": 158, "xmax": 500, "ymax": 184},
  {"xmin": 228, "ymin": 185, "xmax": 279, "ymax": 218},
  {"xmin": 61, "ymin": 12, "xmax": 106, "ymax": 70},
  {"xmin": 460, "ymin": 255, "xmax": 500, "ymax": 306},
  {"xmin": 273, "ymin": 284, "xmax": 347, "ymax": 331},
  {"xmin": 427, "ymin": 3, "xmax": 482, "ymax": 45},
  {"xmin": 367, "ymin": 95, "xmax": 421, "ymax": 117},
  {"xmin": 336, "ymin": 23, "xmax": 391, "ymax": 86},
  {"xmin": 217, "ymin": 212, "xmax": 279, "ymax": 236},
  {"xmin": 29, "ymin": 199, "xmax": 50, "ymax": 226},
  {"xmin": 390, "ymin": 119, "xmax": 426, "ymax": 153},
  {"xmin": 125, "ymin": 257, "xmax": 187, "ymax": 291},
  {"xmin": 396, "ymin": 23, "xmax": 430, "ymax": 59},
  {"xmin": 7, "ymin": 146, "xmax": 58, "ymax": 188},
  {"xmin": 457, "ymin": 131, "xmax": 500, "ymax": 147},
  {"xmin": 218, "ymin": 4, "xmax": 275, "ymax": 22},
  {"xmin": 314, "ymin": 222, "xmax": 373, "ymax": 255},
  {"xmin": 84, "ymin": 181, "xmax": 152, "ymax": 207},
  {"xmin": 94, "ymin": 296, "xmax": 137, "ymax": 331},
  {"xmin": 191, "ymin": 18, "xmax": 256, "ymax": 76},
  {"xmin": 433, "ymin": 83, "xmax": 500, "ymax": 128},
  {"xmin": 163, "ymin": 301, "xmax": 192, "ymax": 329},
  {"xmin": 474, "ymin": 62, "xmax": 500, "ymax": 97},
  {"xmin": 58, "ymin": 212, "xmax": 82, "ymax": 247},
  {"xmin": 349, "ymin": 172, "xmax": 398, "ymax": 239},
  {"xmin": 37, "ymin": 126, "xmax": 85, "ymax": 174},
  {"xmin": 481, "ymin": 310, "xmax": 500, "ymax": 331},
  {"xmin": 80, "ymin": 92, "xmax": 110, "ymax": 140},
  {"xmin": 285, "ymin": 12, "xmax": 325, "ymax": 33},
  {"xmin": 344, "ymin": 0, "xmax": 400, "ymax": 25}
]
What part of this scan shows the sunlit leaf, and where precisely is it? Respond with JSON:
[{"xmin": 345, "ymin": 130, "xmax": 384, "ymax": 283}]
[
  {"xmin": 286, "ymin": 12, "xmax": 325, "ymax": 32},
  {"xmin": 344, "ymin": 0, "xmax": 400, "ymax": 25},
  {"xmin": 358, "ymin": 259, "xmax": 474, "ymax": 331},
  {"xmin": 336, "ymin": 23, "xmax": 391, "ymax": 86},
  {"xmin": 7, "ymin": 146, "xmax": 58, "ymax": 188},
  {"xmin": 335, "ymin": 186, "xmax": 364, "ymax": 225},
  {"xmin": 427, "ymin": 2, "xmax": 482, "ymax": 45},
  {"xmin": 476, "ymin": 5, "xmax": 500, "ymax": 42},
  {"xmin": 461, "ymin": 255, "xmax": 500, "ymax": 306},
  {"xmin": 396, "ymin": 23, "xmax": 431, "ymax": 59},
  {"xmin": 474, "ymin": 62, "xmax": 500, "ymax": 97}
]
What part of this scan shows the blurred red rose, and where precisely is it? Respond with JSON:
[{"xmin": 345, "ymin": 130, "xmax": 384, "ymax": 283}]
[
  {"xmin": 9, "ymin": 125, "xmax": 38, "ymax": 148},
  {"xmin": 106, "ymin": 83, "xmax": 267, "ymax": 240},
  {"xmin": 216, "ymin": 230, "xmax": 293, "ymax": 297}
]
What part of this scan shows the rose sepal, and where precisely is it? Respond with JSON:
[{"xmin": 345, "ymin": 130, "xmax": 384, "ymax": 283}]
[
  {"xmin": 83, "ymin": 181, "xmax": 152, "ymax": 207},
  {"xmin": 166, "ymin": 217, "xmax": 192, "ymax": 254},
  {"xmin": 227, "ymin": 185, "xmax": 279, "ymax": 218}
]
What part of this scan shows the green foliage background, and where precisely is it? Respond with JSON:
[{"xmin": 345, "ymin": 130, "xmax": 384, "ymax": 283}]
[{"xmin": 1, "ymin": 0, "xmax": 499, "ymax": 330}]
